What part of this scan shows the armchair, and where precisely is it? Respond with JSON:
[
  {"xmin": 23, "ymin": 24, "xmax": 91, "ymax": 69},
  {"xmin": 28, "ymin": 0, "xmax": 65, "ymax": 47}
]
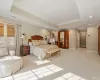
[{"xmin": 0, "ymin": 47, "xmax": 23, "ymax": 78}]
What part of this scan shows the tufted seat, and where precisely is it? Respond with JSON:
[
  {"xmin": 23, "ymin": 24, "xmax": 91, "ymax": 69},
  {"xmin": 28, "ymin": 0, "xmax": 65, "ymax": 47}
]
[
  {"xmin": 0, "ymin": 48, "xmax": 23, "ymax": 78},
  {"xmin": 0, "ymin": 56, "xmax": 23, "ymax": 78}
]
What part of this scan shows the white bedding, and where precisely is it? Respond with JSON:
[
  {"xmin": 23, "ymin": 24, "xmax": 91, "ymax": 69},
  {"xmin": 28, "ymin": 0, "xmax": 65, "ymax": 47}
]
[{"xmin": 30, "ymin": 44, "xmax": 59, "ymax": 60}]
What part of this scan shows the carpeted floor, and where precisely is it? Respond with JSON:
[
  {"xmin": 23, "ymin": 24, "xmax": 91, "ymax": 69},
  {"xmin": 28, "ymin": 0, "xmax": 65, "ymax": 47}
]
[{"xmin": 1, "ymin": 49, "xmax": 100, "ymax": 80}]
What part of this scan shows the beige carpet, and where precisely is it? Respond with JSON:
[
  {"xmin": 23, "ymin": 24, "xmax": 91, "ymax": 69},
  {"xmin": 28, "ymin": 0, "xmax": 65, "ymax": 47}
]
[{"xmin": 1, "ymin": 49, "xmax": 100, "ymax": 80}]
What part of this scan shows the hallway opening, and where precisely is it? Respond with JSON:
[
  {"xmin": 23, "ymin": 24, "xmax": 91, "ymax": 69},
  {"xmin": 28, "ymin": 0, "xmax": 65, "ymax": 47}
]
[{"xmin": 77, "ymin": 29, "xmax": 87, "ymax": 48}]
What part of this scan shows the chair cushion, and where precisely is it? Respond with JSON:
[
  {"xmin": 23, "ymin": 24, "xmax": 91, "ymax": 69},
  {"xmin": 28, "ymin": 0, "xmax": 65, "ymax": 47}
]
[
  {"xmin": 0, "ymin": 56, "xmax": 21, "ymax": 65},
  {"xmin": 0, "ymin": 56, "xmax": 23, "ymax": 77},
  {"xmin": 0, "ymin": 48, "xmax": 8, "ymax": 57}
]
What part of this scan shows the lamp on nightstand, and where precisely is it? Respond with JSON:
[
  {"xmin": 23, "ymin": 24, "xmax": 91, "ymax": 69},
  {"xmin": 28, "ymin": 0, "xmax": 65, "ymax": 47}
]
[
  {"xmin": 21, "ymin": 33, "xmax": 26, "ymax": 46},
  {"xmin": 21, "ymin": 33, "xmax": 26, "ymax": 56}
]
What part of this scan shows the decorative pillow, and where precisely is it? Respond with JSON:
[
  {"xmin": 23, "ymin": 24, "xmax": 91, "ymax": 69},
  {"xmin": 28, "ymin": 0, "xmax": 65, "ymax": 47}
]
[
  {"xmin": 35, "ymin": 41, "xmax": 39, "ymax": 46},
  {"xmin": 29, "ymin": 42, "xmax": 33, "ymax": 46},
  {"xmin": 38, "ymin": 40, "xmax": 42, "ymax": 45},
  {"xmin": 0, "ymin": 48, "xmax": 8, "ymax": 57},
  {"xmin": 40, "ymin": 40, "xmax": 44, "ymax": 45},
  {"xmin": 32, "ymin": 40, "xmax": 39, "ymax": 46},
  {"xmin": 42, "ymin": 40, "xmax": 48, "ymax": 45},
  {"xmin": 32, "ymin": 41, "xmax": 36, "ymax": 46}
]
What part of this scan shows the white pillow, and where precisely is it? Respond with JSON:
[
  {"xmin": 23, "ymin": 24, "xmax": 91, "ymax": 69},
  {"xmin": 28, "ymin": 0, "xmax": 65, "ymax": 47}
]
[
  {"xmin": 38, "ymin": 40, "xmax": 42, "ymax": 45},
  {"xmin": 29, "ymin": 42, "xmax": 33, "ymax": 46},
  {"xmin": 41, "ymin": 40, "xmax": 44, "ymax": 45},
  {"xmin": 35, "ymin": 41, "xmax": 40, "ymax": 46},
  {"xmin": 0, "ymin": 48, "xmax": 8, "ymax": 57},
  {"xmin": 32, "ymin": 41, "xmax": 36, "ymax": 46},
  {"xmin": 43, "ymin": 40, "xmax": 48, "ymax": 45}
]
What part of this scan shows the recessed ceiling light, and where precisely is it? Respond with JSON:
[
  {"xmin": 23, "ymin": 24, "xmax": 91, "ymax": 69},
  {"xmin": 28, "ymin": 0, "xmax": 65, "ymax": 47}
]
[
  {"xmin": 89, "ymin": 24, "xmax": 91, "ymax": 26},
  {"xmin": 89, "ymin": 16, "xmax": 92, "ymax": 18}
]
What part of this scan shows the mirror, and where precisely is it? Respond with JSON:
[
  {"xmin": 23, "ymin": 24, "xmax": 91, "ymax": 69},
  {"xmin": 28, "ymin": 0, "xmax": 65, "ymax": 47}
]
[{"xmin": 60, "ymin": 32, "xmax": 64, "ymax": 48}]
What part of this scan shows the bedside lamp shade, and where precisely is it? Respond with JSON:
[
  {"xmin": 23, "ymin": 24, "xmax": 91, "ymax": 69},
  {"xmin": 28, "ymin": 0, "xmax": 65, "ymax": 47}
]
[
  {"xmin": 21, "ymin": 33, "xmax": 26, "ymax": 45},
  {"xmin": 21, "ymin": 34, "xmax": 25, "ymax": 39}
]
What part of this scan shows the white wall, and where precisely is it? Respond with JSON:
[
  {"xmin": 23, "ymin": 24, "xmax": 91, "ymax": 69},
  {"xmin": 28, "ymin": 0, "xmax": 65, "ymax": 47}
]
[
  {"xmin": 86, "ymin": 27, "xmax": 98, "ymax": 52},
  {"xmin": 69, "ymin": 29, "xmax": 77, "ymax": 49},
  {"xmin": 21, "ymin": 24, "xmax": 50, "ymax": 45}
]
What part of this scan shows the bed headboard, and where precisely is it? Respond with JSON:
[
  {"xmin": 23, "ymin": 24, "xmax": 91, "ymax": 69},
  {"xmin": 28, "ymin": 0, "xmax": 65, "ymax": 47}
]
[{"xmin": 28, "ymin": 35, "xmax": 43, "ymax": 43}]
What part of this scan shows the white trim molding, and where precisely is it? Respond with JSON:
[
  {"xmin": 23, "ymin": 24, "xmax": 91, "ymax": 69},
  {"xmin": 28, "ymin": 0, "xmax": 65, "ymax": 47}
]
[{"xmin": 87, "ymin": 50, "xmax": 98, "ymax": 53}]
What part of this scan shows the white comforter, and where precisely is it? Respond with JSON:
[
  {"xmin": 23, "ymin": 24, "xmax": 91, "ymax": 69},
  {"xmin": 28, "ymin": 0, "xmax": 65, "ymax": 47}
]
[{"xmin": 30, "ymin": 45, "xmax": 59, "ymax": 60}]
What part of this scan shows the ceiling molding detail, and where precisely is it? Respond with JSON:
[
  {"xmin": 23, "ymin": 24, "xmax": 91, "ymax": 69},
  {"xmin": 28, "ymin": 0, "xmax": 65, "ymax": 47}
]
[
  {"xmin": 11, "ymin": 6, "xmax": 58, "ymax": 30},
  {"xmin": 0, "ymin": 0, "xmax": 100, "ymax": 30},
  {"xmin": 58, "ymin": 19, "xmax": 81, "ymax": 26}
]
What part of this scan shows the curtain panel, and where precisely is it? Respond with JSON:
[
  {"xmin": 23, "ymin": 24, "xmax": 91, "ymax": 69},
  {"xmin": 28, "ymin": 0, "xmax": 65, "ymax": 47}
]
[
  {"xmin": 0, "ymin": 23, "xmax": 22, "ymax": 56},
  {"xmin": 15, "ymin": 24, "xmax": 22, "ymax": 56}
]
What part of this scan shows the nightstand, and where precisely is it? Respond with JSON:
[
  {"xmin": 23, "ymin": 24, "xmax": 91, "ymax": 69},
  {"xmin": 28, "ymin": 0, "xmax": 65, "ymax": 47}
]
[{"xmin": 20, "ymin": 45, "xmax": 30, "ymax": 56}]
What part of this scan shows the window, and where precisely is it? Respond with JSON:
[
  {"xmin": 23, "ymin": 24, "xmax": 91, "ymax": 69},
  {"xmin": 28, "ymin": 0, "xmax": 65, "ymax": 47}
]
[
  {"xmin": 7, "ymin": 24, "xmax": 15, "ymax": 37},
  {"xmin": 0, "ymin": 23, "xmax": 16, "ymax": 55},
  {"xmin": 0, "ymin": 23, "xmax": 4, "ymax": 46},
  {"xmin": 0, "ymin": 23, "xmax": 4, "ymax": 36},
  {"xmin": 7, "ymin": 24, "xmax": 15, "ymax": 46}
]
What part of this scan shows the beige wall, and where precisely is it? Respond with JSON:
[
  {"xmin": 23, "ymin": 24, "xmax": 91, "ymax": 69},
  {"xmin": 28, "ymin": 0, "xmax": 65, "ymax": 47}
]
[
  {"xmin": 80, "ymin": 31, "xmax": 87, "ymax": 47},
  {"xmin": 21, "ymin": 24, "xmax": 50, "ymax": 45},
  {"xmin": 69, "ymin": 29, "xmax": 77, "ymax": 49},
  {"xmin": 69, "ymin": 27, "xmax": 98, "ymax": 51},
  {"xmin": 86, "ymin": 27, "xmax": 98, "ymax": 51},
  {"xmin": 76, "ymin": 30, "xmax": 80, "ymax": 48}
]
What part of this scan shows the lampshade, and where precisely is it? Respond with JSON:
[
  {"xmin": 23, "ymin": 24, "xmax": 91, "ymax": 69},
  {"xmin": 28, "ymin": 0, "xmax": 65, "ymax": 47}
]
[
  {"xmin": 21, "ymin": 35, "xmax": 25, "ymax": 39},
  {"xmin": 21, "ymin": 34, "xmax": 25, "ymax": 39}
]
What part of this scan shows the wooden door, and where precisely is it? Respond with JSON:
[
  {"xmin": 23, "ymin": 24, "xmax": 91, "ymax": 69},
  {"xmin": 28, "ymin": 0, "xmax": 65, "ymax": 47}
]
[
  {"xmin": 58, "ymin": 30, "xmax": 69, "ymax": 49},
  {"xmin": 58, "ymin": 31, "xmax": 60, "ymax": 47},
  {"xmin": 64, "ymin": 30, "xmax": 69, "ymax": 48},
  {"xmin": 98, "ymin": 26, "xmax": 100, "ymax": 55}
]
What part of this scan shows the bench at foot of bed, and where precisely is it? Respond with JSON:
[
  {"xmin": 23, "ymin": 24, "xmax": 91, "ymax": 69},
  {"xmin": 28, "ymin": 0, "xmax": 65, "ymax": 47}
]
[{"xmin": 47, "ymin": 48, "xmax": 60, "ymax": 60}]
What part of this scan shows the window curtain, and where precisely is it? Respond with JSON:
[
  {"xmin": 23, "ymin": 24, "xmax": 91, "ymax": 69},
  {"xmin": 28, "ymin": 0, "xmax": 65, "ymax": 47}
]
[
  {"xmin": 7, "ymin": 24, "xmax": 15, "ymax": 37},
  {"xmin": 0, "ymin": 23, "xmax": 4, "ymax": 36},
  {"xmin": 0, "ymin": 23, "xmax": 7, "ymax": 47},
  {"xmin": 0, "ymin": 23, "xmax": 22, "ymax": 56},
  {"xmin": 15, "ymin": 24, "xmax": 21, "ymax": 56},
  {"xmin": 0, "ymin": 23, "xmax": 4, "ymax": 46}
]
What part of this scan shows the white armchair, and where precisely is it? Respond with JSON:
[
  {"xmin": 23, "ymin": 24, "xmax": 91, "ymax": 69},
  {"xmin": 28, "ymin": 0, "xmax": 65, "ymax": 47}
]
[{"xmin": 0, "ymin": 47, "xmax": 23, "ymax": 78}]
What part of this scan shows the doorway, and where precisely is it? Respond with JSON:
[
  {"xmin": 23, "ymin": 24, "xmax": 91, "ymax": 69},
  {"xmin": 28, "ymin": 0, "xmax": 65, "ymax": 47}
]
[{"xmin": 77, "ymin": 29, "xmax": 87, "ymax": 48}]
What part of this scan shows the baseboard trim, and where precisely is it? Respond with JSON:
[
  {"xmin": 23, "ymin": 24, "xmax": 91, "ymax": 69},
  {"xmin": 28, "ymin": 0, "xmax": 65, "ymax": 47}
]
[
  {"xmin": 87, "ymin": 50, "xmax": 98, "ymax": 53},
  {"xmin": 69, "ymin": 48, "xmax": 76, "ymax": 50}
]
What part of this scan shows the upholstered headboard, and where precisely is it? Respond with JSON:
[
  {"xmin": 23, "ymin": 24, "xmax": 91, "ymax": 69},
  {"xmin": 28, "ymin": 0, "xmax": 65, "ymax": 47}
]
[{"xmin": 28, "ymin": 35, "xmax": 43, "ymax": 43}]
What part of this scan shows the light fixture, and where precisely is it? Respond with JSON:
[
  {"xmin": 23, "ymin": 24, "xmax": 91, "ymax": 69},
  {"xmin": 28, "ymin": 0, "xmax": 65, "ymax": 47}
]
[
  {"xmin": 21, "ymin": 33, "xmax": 26, "ymax": 45},
  {"xmin": 89, "ymin": 16, "xmax": 92, "ymax": 18},
  {"xmin": 89, "ymin": 24, "xmax": 91, "ymax": 26}
]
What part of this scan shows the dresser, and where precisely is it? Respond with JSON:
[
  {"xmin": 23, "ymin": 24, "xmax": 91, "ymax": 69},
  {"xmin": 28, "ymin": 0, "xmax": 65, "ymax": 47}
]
[{"xmin": 20, "ymin": 45, "xmax": 30, "ymax": 56}]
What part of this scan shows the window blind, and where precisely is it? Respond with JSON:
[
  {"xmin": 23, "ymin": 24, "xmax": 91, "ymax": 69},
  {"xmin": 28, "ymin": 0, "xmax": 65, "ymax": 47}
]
[
  {"xmin": 7, "ymin": 24, "xmax": 15, "ymax": 37},
  {"xmin": 0, "ymin": 23, "xmax": 4, "ymax": 36}
]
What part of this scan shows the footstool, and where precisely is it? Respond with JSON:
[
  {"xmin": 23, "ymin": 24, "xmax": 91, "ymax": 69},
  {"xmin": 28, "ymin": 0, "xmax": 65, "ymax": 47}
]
[{"xmin": 0, "ymin": 56, "xmax": 23, "ymax": 78}]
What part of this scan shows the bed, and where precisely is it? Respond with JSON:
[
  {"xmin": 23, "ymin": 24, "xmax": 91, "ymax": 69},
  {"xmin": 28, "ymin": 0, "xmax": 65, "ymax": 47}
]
[{"xmin": 28, "ymin": 35, "xmax": 60, "ymax": 60}]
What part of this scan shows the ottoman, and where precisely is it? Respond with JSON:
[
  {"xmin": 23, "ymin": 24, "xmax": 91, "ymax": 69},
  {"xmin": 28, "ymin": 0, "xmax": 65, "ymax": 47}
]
[{"xmin": 0, "ymin": 56, "xmax": 23, "ymax": 78}]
